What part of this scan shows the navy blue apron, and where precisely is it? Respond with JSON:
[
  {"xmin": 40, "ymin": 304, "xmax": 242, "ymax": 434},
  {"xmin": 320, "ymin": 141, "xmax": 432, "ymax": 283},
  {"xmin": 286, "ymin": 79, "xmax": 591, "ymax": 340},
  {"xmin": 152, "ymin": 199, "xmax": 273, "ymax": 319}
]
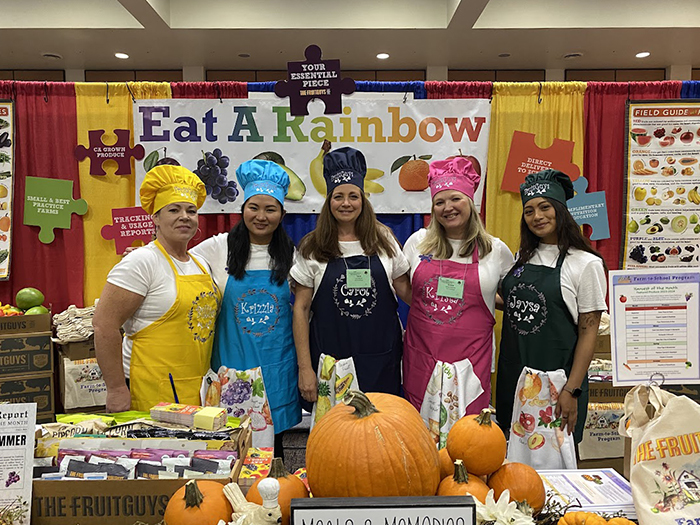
[
  {"xmin": 304, "ymin": 254, "xmax": 403, "ymax": 410},
  {"xmin": 212, "ymin": 269, "xmax": 301, "ymax": 434}
]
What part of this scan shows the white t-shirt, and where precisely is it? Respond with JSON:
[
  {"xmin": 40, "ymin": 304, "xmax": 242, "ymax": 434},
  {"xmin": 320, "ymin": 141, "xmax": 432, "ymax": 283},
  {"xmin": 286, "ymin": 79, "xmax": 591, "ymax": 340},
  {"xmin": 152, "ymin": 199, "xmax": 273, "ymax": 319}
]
[
  {"xmin": 289, "ymin": 233, "xmax": 410, "ymax": 297},
  {"xmin": 525, "ymin": 244, "xmax": 608, "ymax": 322},
  {"xmin": 190, "ymin": 233, "xmax": 274, "ymax": 293},
  {"xmin": 403, "ymin": 229, "xmax": 514, "ymax": 317},
  {"xmin": 107, "ymin": 242, "xmax": 208, "ymax": 378}
]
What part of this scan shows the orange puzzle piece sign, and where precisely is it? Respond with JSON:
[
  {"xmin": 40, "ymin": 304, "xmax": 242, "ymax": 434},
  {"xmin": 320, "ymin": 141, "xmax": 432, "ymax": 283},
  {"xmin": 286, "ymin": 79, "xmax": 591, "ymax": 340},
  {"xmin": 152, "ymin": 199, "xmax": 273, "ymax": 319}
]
[{"xmin": 501, "ymin": 131, "xmax": 580, "ymax": 193}]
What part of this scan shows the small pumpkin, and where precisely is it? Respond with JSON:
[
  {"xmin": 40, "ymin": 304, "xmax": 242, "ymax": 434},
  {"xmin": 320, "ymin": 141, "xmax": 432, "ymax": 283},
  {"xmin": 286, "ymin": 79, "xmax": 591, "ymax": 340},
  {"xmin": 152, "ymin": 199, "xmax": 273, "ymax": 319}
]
[
  {"xmin": 487, "ymin": 462, "xmax": 546, "ymax": 513},
  {"xmin": 557, "ymin": 511, "xmax": 607, "ymax": 525},
  {"xmin": 446, "ymin": 408, "xmax": 506, "ymax": 476},
  {"xmin": 163, "ymin": 480, "xmax": 232, "ymax": 525},
  {"xmin": 306, "ymin": 390, "xmax": 440, "ymax": 498},
  {"xmin": 438, "ymin": 447, "xmax": 455, "ymax": 480},
  {"xmin": 607, "ymin": 518, "xmax": 636, "ymax": 525},
  {"xmin": 247, "ymin": 457, "xmax": 309, "ymax": 525},
  {"xmin": 437, "ymin": 459, "xmax": 489, "ymax": 503}
]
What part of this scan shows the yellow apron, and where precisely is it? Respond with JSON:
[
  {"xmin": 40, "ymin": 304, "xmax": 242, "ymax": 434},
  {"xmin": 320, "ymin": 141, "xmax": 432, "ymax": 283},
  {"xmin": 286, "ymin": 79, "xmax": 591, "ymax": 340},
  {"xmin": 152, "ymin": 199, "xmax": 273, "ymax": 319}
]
[{"xmin": 129, "ymin": 240, "xmax": 221, "ymax": 411}]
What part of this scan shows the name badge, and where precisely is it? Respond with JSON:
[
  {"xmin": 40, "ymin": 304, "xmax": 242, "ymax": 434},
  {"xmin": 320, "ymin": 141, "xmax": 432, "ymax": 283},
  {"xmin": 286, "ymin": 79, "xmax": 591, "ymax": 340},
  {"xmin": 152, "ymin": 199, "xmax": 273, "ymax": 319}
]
[
  {"xmin": 346, "ymin": 269, "xmax": 371, "ymax": 289},
  {"xmin": 437, "ymin": 276, "xmax": 464, "ymax": 299}
]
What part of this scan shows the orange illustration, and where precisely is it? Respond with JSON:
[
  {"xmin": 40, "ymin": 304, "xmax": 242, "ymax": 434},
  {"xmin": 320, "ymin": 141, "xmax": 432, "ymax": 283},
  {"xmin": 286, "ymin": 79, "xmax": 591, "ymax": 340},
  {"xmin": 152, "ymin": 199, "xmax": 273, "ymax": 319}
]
[{"xmin": 399, "ymin": 158, "xmax": 430, "ymax": 191}]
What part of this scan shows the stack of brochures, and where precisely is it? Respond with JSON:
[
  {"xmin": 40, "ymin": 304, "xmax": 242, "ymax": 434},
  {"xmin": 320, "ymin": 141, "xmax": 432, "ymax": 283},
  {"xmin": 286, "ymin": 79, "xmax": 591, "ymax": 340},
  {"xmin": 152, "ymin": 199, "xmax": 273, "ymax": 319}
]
[
  {"xmin": 150, "ymin": 402, "xmax": 228, "ymax": 431},
  {"xmin": 538, "ymin": 468, "xmax": 636, "ymax": 520}
]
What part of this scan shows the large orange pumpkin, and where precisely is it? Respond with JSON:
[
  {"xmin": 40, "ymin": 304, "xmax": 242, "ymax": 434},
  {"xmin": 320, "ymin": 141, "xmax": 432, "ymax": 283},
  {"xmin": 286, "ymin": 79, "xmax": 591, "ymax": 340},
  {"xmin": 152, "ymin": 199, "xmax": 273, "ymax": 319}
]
[
  {"xmin": 607, "ymin": 518, "xmax": 636, "ymax": 525},
  {"xmin": 487, "ymin": 462, "xmax": 546, "ymax": 513},
  {"xmin": 438, "ymin": 447, "xmax": 455, "ymax": 480},
  {"xmin": 163, "ymin": 480, "xmax": 232, "ymax": 525},
  {"xmin": 446, "ymin": 408, "xmax": 506, "ymax": 476},
  {"xmin": 437, "ymin": 459, "xmax": 489, "ymax": 503},
  {"xmin": 247, "ymin": 457, "xmax": 309, "ymax": 525},
  {"xmin": 306, "ymin": 390, "xmax": 440, "ymax": 497}
]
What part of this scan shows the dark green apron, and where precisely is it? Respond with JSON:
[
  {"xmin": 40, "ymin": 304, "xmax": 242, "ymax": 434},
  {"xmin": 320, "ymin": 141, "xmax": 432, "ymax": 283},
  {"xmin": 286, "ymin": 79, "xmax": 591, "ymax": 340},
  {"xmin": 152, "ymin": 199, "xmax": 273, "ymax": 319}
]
[{"xmin": 496, "ymin": 251, "xmax": 588, "ymax": 443}]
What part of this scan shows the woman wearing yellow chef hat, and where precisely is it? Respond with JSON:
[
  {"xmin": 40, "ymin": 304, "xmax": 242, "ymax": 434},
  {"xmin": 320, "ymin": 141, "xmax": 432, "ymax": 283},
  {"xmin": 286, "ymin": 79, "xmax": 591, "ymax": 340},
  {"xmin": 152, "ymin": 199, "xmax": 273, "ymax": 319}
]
[{"xmin": 94, "ymin": 165, "xmax": 221, "ymax": 412}]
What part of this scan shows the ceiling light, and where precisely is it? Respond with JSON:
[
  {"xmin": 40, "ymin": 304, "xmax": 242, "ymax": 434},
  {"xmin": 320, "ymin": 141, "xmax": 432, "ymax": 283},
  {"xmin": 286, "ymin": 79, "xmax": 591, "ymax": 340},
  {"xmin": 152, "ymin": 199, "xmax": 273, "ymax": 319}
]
[
  {"xmin": 498, "ymin": 53, "xmax": 511, "ymax": 58},
  {"xmin": 563, "ymin": 52, "xmax": 583, "ymax": 60},
  {"xmin": 636, "ymin": 51, "xmax": 650, "ymax": 58},
  {"xmin": 238, "ymin": 53, "xmax": 251, "ymax": 58},
  {"xmin": 115, "ymin": 52, "xmax": 130, "ymax": 60},
  {"xmin": 42, "ymin": 53, "xmax": 63, "ymax": 60},
  {"xmin": 376, "ymin": 53, "xmax": 390, "ymax": 60}
]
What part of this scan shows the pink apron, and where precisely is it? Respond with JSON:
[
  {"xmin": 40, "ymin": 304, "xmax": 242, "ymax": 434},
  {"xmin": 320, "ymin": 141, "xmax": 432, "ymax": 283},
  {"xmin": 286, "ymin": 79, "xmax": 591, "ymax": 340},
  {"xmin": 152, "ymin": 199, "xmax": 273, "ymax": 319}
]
[{"xmin": 403, "ymin": 250, "xmax": 496, "ymax": 417}]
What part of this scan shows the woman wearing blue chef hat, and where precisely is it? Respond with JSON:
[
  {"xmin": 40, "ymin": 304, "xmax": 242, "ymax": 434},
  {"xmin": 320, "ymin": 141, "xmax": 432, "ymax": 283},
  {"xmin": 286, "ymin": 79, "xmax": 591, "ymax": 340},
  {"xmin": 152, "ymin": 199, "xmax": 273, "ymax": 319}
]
[
  {"xmin": 190, "ymin": 159, "xmax": 301, "ymax": 437},
  {"xmin": 291, "ymin": 147, "xmax": 412, "ymax": 415}
]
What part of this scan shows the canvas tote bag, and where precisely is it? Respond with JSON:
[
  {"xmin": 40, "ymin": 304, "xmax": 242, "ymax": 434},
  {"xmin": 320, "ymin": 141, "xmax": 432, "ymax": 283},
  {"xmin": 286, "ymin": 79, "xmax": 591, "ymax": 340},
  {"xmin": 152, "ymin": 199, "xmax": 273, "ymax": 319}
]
[{"xmin": 619, "ymin": 384, "xmax": 700, "ymax": 523}]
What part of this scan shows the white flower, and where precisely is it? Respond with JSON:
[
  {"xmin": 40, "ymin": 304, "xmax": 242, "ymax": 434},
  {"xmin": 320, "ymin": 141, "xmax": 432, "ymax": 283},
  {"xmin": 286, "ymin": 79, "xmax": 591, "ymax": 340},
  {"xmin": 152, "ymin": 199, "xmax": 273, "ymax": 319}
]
[{"xmin": 471, "ymin": 489, "xmax": 535, "ymax": 525}]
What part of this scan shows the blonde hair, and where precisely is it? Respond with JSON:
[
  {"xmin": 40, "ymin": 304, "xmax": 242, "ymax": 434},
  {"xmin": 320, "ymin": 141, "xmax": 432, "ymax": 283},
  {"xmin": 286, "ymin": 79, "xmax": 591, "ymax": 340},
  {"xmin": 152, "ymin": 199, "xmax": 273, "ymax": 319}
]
[{"xmin": 418, "ymin": 197, "xmax": 493, "ymax": 259}]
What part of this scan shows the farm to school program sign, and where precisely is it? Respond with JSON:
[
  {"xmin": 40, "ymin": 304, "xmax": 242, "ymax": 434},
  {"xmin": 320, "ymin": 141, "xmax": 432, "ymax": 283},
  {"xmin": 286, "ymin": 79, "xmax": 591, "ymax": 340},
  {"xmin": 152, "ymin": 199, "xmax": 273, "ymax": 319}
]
[
  {"xmin": 623, "ymin": 100, "xmax": 700, "ymax": 269},
  {"xmin": 133, "ymin": 95, "xmax": 491, "ymax": 214}
]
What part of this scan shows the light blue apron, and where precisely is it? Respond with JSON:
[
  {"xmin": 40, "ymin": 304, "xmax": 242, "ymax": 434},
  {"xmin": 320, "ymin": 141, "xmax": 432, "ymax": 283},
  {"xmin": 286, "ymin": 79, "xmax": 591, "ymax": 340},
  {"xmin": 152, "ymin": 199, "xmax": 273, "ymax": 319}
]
[{"xmin": 212, "ymin": 269, "xmax": 301, "ymax": 433}]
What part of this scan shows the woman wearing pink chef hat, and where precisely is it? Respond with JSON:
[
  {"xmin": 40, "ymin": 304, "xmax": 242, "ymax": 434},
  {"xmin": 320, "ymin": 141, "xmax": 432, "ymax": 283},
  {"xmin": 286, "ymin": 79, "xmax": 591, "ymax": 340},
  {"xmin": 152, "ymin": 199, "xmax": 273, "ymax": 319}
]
[{"xmin": 402, "ymin": 156, "xmax": 514, "ymax": 447}]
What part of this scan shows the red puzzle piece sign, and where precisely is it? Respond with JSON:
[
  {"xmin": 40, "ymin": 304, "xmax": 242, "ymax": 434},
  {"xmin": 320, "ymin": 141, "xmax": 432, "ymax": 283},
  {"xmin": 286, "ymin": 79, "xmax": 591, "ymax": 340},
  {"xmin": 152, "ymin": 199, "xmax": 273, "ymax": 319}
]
[
  {"xmin": 101, "ymin": 207, "xmax": 155, "ymax": 254},
  {"xmin": 75, "ymin": 129, "xmax": 145, "ymax": 176},
  {"xmin": 501, "ymin": 131, "xmax": 580, "ymax": 193}
]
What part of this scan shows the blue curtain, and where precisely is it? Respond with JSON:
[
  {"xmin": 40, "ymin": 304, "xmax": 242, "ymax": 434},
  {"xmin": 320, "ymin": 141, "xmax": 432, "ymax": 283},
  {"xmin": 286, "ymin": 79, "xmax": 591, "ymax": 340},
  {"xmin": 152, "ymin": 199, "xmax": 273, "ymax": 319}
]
[
  {"xmin": 681, "ymin": 81, "xmax": 700, "ymax": 99},
  {"xmin": 250, "ymin": 80, "xmax": 428, "ymax": 324}
]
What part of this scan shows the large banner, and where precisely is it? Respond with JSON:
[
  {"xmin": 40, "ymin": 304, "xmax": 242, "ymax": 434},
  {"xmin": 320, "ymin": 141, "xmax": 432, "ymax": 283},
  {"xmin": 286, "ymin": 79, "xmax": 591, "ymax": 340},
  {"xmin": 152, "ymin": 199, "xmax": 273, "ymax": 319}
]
[
  {"xmin": 623, "ymin": 100, "xmax": 700, "ymax": 269},
  {"xmin": 133, "ymin": 94, "xmax": 491, "ymax": 214},
  {"xmin": 0, "ymin": 101, "xmax": 13, "ymax": 280}
]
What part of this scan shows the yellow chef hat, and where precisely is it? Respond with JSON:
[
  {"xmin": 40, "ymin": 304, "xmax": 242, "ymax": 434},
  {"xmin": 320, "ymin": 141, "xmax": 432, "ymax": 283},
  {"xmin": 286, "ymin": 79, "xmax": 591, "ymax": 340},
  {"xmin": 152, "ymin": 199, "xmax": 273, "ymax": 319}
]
[{"xmin": 139, "ymin": 165, "xmax": 206, "ymax": 214}]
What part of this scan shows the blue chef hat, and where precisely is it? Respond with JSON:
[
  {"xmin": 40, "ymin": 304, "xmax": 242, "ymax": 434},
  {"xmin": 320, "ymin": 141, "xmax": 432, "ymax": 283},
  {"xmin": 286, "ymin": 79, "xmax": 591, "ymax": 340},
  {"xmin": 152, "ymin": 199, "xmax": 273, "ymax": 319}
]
[
  {"xmin": 236, "ymin": 160, "xmax": 290, "ymax": 205},
  {"xmin": 323, "ymin": 147, "xmax": 366, "ymax": 195}
]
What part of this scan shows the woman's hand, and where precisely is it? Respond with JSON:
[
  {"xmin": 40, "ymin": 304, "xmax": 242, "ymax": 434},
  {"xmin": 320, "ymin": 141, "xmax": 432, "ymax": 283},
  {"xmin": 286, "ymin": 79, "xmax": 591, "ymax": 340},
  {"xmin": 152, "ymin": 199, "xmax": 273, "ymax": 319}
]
[
  {"xmin": 106, "ymin": 385, "xmax": 132, "ymax": 413},
  {"xmin": 299, "ymin": 366, "xmax": 318, "ymax": 403},
  {"xmin": 555, "ymin": 390, "xmax": 578, "ymax": 435}
]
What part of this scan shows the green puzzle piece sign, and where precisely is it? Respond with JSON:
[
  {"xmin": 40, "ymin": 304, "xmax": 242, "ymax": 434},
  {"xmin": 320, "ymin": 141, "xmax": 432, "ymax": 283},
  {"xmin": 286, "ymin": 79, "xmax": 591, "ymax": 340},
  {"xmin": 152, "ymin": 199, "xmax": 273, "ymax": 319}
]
[{"xmin": 23, "ymin": 177, "xmax": 88, "ymax": 244}]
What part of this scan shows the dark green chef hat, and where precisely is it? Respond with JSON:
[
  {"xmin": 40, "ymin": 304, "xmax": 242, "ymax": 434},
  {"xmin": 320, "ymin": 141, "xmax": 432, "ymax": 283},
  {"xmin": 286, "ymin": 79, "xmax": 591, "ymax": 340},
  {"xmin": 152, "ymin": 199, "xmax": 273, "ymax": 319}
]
[{"xmin": 520, "ymin": 169, "xmax": 575, "ymax": 205}]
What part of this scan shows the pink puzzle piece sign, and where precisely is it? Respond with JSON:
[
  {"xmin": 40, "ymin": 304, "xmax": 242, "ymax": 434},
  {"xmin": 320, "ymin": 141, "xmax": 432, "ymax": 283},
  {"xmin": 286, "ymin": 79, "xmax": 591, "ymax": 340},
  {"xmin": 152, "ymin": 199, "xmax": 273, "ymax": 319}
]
[
  {"xmin": 501, "ymin": 130, "xmax": 581, "ymax": 193},
  {"xmin": 101, "ymin": 207, "xmax": 155, "ymax": 254}
]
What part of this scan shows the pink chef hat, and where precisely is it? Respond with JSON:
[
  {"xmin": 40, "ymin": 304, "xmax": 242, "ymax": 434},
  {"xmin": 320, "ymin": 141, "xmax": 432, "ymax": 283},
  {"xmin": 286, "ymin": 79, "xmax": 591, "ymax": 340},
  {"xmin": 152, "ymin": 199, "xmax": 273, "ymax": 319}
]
[{"xmin": 428, "ymin": 157, "xmax": 481, "ymax": 200}]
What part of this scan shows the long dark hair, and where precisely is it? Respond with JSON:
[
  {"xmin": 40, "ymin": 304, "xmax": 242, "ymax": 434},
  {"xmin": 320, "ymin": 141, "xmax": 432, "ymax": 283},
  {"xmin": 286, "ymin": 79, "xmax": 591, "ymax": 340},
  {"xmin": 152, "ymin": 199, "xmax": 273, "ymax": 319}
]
[
  {"xmin": 516, "ymin": 197, "xmax": 607, "ymax": 270},
  {"xmin": 298, "ymin": 191, "xmax": 396, "ymax": 263},
  {"xmin": 226, "ymin": 207, "xmax": 295, "ymax": 286}
]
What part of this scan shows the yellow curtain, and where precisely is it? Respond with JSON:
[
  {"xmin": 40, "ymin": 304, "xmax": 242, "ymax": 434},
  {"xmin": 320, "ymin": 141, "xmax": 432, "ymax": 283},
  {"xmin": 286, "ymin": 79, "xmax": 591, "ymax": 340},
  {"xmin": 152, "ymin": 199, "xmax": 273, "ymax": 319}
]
[
  {"xmin": 75, "ymin": 82, "xmax": 172, "ymax": 305},
  {"xmin": 485, "ymin": 81, "xmax": 586, "ymax": 399}
]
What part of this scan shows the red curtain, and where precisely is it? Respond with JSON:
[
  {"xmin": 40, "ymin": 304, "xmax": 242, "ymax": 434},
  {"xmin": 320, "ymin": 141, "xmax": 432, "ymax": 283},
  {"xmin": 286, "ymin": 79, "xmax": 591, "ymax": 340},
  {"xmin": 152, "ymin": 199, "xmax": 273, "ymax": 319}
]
[
  {"xmin": 171, "ymin": 81, "xmax": 247, "ymax": 99},
  {"xmin": 0, "ymin": 81, "xmax": 84, "ymax": 311},
  {"xmin": 584, "ymin": 81, "xmax": 682, "ymax": 270},
  {"xmin": 425, "ymin": 81, "xmax": 493, "ymax": 99},
  {"xmin": 171, "ymin": 82, "xmax": 248, "ymax": 244}
]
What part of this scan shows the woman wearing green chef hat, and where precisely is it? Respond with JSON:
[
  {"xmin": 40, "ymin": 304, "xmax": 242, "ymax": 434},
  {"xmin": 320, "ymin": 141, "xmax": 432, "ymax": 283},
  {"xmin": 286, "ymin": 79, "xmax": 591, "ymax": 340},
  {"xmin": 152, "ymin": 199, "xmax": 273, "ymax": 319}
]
[{"xmin": 496, "ymin": 169, "xmax": 607, "ymax": 452}]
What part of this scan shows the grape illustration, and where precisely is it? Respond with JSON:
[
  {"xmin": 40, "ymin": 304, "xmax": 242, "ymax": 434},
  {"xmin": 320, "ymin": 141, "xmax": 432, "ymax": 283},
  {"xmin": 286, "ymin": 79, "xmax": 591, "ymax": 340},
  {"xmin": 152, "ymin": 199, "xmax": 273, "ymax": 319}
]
[
  {"xmin": 5, "ymin": 470, "xmax": 20, "ymax": 487},
  {"xmin": 220, "ymin": 379, "xmax": 252, "ymax": 405},
  {"xmin": 193, "ymin": 149, "xmax": 239, "ymax": 204}
]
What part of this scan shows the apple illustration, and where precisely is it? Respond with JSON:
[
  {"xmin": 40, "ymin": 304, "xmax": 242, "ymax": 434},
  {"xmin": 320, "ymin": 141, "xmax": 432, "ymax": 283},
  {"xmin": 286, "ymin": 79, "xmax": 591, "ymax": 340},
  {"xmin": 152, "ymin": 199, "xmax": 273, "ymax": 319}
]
[
  {"xmin": 660, "ymin": 136, "xmax": 675, "ymax": 147},
  {"xmin": 620, "ymin": 295, "xmax": 627, "ymax": 303},
  {"xmin": 527, "ymin": 432, "xmax": 545, "ymax": 450},
  {"xmin": 681, "ymin": 131, "xmax": 694, "ymax": 144},
  {"xmin": 512, "ymin": 421, "xmax": 526, "ymax": 437},
  {"xmin": 519, "ymin": 412, "xmax": 536, "ymax": 433},
  {"xmin": 447, "ymin": 150, "xmax": 482, "ymax": 176}
]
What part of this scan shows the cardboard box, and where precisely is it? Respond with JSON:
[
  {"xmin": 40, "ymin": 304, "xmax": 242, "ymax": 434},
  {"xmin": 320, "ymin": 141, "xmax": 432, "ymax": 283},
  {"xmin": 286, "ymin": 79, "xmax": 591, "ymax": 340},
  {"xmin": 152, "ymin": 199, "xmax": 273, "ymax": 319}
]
[
  {"xmin": 31, "ymin": 423, "xmax": 252, "ymax": 525},
  {"xmin": 0, "ymin": 331, "xmax": 53, "ymax": 378},
  {"xmin": 588, "ymin": 381, "xmax": 632, "ymax": 403},
  {"xmin": 57, "ymin": 353, "xmax": 106, "ymax": 410},
  {"xmin": 57, "ymin": 336, "xmax": 95, "ymax": 361},
  {"xmin": 0, "ymin": 372, "xmax": 54, "ymax": 412},
  {"xmin": 0, "ymin": 312, "xmax": 51, "ymax": 334}
]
